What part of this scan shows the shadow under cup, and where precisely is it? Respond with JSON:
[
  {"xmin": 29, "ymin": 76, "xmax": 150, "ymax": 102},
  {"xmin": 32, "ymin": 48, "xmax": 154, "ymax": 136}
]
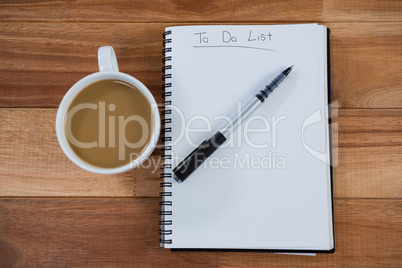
[{"xmin": 63, "ymin": 78, "xmax": 157, "ymax": 170}]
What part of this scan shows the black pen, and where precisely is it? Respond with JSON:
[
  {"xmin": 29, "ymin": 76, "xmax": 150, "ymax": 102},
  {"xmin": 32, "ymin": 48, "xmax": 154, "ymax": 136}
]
[{"xmin": 173, "ymin": 66, "xmax": 293, "ymax": 183}]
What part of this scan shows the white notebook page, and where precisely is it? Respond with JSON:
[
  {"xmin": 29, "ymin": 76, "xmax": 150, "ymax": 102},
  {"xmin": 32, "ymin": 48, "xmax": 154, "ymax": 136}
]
[{"xmin": 163, "ymin": 24, "xmax": 333, "ymax": 250}]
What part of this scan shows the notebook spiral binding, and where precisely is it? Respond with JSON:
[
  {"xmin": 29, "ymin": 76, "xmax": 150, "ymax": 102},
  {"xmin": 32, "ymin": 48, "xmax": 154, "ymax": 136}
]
[{"xmin": 159, "ymin": 30, "xmax": 173, "ymax": 245}]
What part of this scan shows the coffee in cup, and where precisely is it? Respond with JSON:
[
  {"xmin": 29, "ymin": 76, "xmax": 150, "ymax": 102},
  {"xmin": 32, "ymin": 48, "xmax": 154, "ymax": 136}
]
[{"xmin": 56, "ymin": 46, "xmax": 160, "ymax": 174}]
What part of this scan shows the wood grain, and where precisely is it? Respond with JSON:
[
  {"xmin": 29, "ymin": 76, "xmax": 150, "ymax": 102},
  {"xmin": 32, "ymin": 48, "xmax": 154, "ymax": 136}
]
[
  {"xmin": 330, "ymin": 23, "xmax": 402, "ymax": 108},
  {"xmin": 334, "ymin": 146, "xmax": 401, "ymax": 198},
  {"xmin": 336, "ymin": 109, "xmax": 402, "ymax": 147},
  {"xmin": 0, "ymin": 23, "xmax": 165, "ymax": 108},
  {"xmin": 323, "ymin": 0, "xmax": 402, "ymax": 22},
  {"xmin": 0, "ymin": 198, "xmax": 400, "ymax": 267},
  {"xmin": 0, "ymin": 108, "xmax": 400, "ymax": 198},
  {"xmin": 0, "ymin": 22, "xmax": 400, "ymax": 108},
  {"xmin": 0, "ymin": 109, "xmax": 159, "ymax": 197},
  {"xmin": 0, "ymin": 0, "xmax": 400, "ymax": 22}
]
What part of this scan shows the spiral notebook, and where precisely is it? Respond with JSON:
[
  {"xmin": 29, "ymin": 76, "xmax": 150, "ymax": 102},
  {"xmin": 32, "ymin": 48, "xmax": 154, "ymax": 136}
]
[{"xmin": 160, "ymin": 24, "xmax": 334, "ymax": 253}]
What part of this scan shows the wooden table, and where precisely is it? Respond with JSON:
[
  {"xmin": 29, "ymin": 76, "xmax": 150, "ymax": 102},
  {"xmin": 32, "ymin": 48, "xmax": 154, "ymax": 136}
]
[{"xmin": 0, "ymin": 1, "xmax": 401, "ymax": 267}]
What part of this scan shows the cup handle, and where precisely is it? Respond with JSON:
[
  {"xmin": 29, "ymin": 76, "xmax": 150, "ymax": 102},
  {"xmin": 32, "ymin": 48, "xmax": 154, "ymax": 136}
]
[{"xmin": 98, "ymin": 46, "xmax": 119, "ymax": 72}]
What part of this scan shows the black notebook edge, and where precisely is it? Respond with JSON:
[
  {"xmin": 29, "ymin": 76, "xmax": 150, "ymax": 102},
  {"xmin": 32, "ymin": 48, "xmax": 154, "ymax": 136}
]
[
  {"xmin": 164, "ymin": 26, "xmax": 335, "ymax": 254},
  {"xmin": 326, "ymin": 27, "xmax": 336, "ymax": 254}
]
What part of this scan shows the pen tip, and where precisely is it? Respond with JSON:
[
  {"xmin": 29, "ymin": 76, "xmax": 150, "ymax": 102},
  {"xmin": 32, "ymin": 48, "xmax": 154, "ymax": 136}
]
[{"xmin": 283, "ymin": 65, "xmax": 293, "ymax": 76}]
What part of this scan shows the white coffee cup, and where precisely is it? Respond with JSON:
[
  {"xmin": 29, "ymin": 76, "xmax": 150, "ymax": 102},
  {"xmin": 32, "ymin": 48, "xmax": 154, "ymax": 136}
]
[{"xmin": 55, "ymin": 46, "xmax": 160, "ymax": 174}]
